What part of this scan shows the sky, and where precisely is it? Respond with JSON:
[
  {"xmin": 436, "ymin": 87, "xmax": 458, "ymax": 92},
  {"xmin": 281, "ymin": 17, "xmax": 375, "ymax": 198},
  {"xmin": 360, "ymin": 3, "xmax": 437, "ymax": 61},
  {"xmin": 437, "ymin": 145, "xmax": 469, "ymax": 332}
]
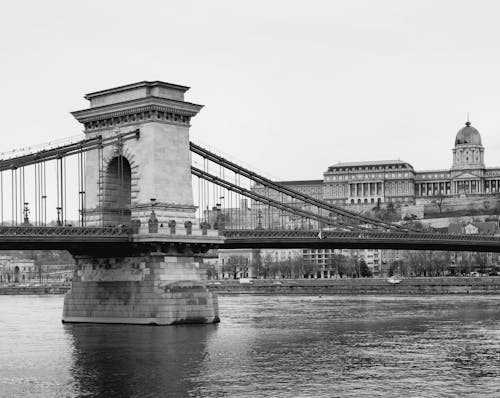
[{"xmin": 1, "ymin": 0, "xmax": 500, "ymax": 182}]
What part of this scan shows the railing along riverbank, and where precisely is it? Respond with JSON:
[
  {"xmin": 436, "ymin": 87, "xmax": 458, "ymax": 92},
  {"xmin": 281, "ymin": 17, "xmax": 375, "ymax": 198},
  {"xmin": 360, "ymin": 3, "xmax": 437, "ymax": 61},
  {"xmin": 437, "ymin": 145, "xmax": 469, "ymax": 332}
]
[
  {"xmin": 0, "ymin": 284, "xmax": 70, "ymax": 295},
  {"xmin": 207, "ymin": 277, "xmax": 500, "ymax": 295},
  {"xmin": 2, "ymin": 278, "xmax": 500, "ymax": 295}
]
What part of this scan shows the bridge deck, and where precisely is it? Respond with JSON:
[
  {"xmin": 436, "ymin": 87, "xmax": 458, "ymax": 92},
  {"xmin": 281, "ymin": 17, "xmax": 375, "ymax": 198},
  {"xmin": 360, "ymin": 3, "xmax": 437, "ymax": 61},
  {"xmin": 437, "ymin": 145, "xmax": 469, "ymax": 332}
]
[
  {"xmin": 0, "ymin": 226, "xmax": 130, "ymax": 251},
  {"xmin": 220, "ymin": 229, "xmax": 500, "ymax": 252},
  {"xmin": 0, "ymin": 227, "xmax": 498, "ymax": 252}
]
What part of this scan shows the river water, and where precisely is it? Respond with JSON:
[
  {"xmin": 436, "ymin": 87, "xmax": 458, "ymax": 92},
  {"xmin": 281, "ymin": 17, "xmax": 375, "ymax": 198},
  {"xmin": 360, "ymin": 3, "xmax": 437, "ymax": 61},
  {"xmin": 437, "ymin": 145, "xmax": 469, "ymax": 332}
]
[{"xmin": 1, "ymin": 295, "xmax": 500, "ymax": 397}]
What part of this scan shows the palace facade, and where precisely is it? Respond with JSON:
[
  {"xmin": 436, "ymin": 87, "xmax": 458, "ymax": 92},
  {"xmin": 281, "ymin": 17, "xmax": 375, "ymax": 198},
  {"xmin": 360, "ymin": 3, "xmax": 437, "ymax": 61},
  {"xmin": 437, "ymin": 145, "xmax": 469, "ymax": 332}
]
[{"xmin": 273, "ymin": 121, "xmax": 500, "ymax": 206}]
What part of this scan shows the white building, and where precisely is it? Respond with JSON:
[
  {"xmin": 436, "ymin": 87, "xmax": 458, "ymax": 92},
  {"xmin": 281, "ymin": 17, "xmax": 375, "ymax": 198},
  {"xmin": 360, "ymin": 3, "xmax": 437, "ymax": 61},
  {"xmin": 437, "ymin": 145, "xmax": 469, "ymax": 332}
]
[{"xmin": 0, "ymin": 256, "xmax": 36, "ymax": 284}]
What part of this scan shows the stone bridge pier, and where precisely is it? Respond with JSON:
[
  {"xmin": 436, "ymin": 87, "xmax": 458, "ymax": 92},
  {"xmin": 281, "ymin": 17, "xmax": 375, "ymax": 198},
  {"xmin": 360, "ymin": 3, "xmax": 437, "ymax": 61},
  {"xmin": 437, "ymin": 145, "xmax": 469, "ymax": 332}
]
[{"xmin": 62, "ymin": 81, "xmax": 223, "ymax": 325}]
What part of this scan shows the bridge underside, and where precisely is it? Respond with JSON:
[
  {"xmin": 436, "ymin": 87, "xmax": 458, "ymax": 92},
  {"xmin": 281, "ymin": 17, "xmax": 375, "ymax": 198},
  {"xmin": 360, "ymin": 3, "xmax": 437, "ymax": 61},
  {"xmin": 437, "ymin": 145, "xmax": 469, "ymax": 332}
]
[{"xmin": 221, "ymin": 238, "xmax": 500, "ymax": 253}]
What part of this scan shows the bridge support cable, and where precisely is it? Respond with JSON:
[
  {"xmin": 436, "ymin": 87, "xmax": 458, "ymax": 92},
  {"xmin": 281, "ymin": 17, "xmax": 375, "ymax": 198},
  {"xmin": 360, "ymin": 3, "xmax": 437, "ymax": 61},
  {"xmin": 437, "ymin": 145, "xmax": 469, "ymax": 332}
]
[
  {"xmin": 34, "ymin": 161, "xmax": 46, "ymax": 226},
  {"xmin": 192, "ymin": 166, "xmax": 368, "ymax": 232},
  {"xmin": 0, "ymin": 129, "xmax": 139, "ymax": 227},
  {"xmin": 77, "ymin": 148, "xmax": 86, "ymax": 227},
  {"xmin": 192, "ymin": 150, "xmax": 367, "ymax": 230},
  {"xmin": 0, "ymin": 129, "xmax": 140, "ymax": 172},
  {"xmin": 11, "ymin": 169, "xmax": 16, "ymax": 225},
  {"xmin": 63, "ymin": 157, "xmax": 67, "ymax": 226},
  {"xmin": 42, "ymin": 162, "xmax": 47, "ymax": 226},
  {"xmin": 98, "ymin": 143, "xmax": 104, "ymax": 227},
  {"xmin": 34, "ymin": 163, "xmax": 38, "ymax": 225},
  {"xmin": 56, "ymin": 158, "xmax": 61, "ymax": 225},
  {"xmin": 20, "ymin": 167, "xmax": 25, "ymax": 225},
  {"xmin": 190, "ymin": 142, "xmax": 411, "ymax": 232},
  {"xmin": 0, "ymin": 171, "xmax": 3, "ymax": 225}
]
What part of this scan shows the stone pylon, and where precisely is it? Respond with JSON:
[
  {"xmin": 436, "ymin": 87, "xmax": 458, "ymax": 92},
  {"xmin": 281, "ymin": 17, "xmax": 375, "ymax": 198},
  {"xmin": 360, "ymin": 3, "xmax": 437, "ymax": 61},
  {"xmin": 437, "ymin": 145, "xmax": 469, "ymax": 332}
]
[{"xmin": 62, "ymin": 81, "xmax": 223, "ymax": 325}]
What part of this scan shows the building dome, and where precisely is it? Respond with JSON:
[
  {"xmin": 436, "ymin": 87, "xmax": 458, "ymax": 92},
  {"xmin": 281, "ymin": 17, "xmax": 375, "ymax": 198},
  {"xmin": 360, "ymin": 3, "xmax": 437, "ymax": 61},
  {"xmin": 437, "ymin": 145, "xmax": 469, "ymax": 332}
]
[{"xmin": 455, "ymin": 121, "xmax": 482, "ymax": 146}]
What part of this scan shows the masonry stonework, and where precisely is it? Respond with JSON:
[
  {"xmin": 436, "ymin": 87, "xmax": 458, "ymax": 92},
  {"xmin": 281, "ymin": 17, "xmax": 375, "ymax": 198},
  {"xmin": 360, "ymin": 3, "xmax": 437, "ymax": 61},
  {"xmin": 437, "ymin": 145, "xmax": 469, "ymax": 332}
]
[
  {"xmin": 63, "ymin": 81, "xmax": 223, "ymax": 325},
  {"xmin": 63, "ymin": 252, "xmax": 219, "ymax": 325}
]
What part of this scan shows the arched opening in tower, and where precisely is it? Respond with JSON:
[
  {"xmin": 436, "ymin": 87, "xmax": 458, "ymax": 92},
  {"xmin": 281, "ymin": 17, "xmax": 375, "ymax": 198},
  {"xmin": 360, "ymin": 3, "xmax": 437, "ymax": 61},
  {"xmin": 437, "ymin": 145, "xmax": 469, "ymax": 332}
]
[{"xmin": 103, "ymin": 156, "xmax": 132, "ymax": 226}]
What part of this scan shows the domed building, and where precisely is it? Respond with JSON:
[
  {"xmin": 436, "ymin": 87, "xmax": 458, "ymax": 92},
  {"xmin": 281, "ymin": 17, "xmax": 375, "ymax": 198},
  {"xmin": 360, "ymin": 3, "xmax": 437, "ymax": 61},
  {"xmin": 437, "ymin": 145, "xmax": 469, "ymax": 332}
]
[
  {"xmin": 449, "ymin": 121, "xmax": 486, "ymax": 195},
  {"xmin": 253, "ymin": 120, "xmax": 500, "ymax": 208},
  {"xmin": 413, "ymin": 120, "xmax": 500, "ymax": 198},
  {"xmin": 452, "ymin": 121, "xmax": 484, "ymax": 169},
  {"xmin": 309, "ymin": 120, "xmax": 500, "ymax": 205}
]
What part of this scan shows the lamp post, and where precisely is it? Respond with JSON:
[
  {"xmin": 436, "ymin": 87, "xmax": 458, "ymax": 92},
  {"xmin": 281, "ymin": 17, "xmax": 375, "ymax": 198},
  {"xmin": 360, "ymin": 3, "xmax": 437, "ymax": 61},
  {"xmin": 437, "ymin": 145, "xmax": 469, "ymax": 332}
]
[
  {"xmin": 56, "ymin": 207, "xmax": 62, "ymax": 226},
  {"xmin": 148, "ymin": 198, "xmax": 158, "ymax": 233},
  {"xmin": 23, "ymin": 202, "xmax": 30, "ymax": 225}
]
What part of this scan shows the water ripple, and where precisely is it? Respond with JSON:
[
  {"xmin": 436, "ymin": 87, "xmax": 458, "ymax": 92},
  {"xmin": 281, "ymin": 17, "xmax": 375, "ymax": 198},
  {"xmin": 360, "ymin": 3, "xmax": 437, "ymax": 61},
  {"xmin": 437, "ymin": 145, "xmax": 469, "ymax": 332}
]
[{"xmin": 1, "ymin": 295, "xmax": 500, "ymax": 397}]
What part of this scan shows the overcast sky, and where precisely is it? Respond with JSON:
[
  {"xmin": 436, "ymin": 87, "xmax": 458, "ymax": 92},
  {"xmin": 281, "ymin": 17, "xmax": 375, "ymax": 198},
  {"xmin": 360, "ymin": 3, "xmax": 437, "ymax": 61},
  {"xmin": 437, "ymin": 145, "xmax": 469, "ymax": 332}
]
[{"xmin": 1, "ymin": 0, "xmax": 500, "ymax": 181}]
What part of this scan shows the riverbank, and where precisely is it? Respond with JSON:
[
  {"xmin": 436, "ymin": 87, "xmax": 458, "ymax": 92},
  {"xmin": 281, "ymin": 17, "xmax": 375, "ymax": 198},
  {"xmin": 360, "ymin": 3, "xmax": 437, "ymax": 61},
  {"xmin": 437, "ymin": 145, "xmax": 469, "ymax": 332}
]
[
  {"xmin": 0, "ymin": 284, "xmax": 70, "ymax": 295},
  {"xmin": 207, "ymin": 277, "xmax": 500, "ymax": 295},
  {"xmin": 2, "ymin": 277, "xmax": 500, "ymax": 295}
]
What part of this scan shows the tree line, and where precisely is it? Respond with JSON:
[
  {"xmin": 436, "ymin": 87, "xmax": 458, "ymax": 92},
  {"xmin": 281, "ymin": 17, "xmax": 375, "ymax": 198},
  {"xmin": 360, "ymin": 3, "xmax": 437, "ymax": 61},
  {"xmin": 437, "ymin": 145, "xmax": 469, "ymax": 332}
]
[
  {"xmin": 205, "ymin": 249, "xmax": 498, "ymax": 280},
  {"xmin": 207, "ymin": 251, "xmax": 373, "ymax": 279}
]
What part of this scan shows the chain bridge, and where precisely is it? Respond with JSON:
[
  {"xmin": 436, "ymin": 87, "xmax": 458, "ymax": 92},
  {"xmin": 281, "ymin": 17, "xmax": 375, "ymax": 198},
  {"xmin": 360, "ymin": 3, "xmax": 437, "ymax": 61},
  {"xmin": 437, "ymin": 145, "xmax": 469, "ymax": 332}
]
[{"xmin": 1, "ymin": 81, "xmax": 498, "ymax": 325}]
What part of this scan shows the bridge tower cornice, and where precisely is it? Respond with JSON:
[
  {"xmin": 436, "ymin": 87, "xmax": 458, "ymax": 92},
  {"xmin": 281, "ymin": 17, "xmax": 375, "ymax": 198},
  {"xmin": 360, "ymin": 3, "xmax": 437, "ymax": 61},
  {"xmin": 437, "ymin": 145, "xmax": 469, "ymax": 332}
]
[{"xmin": 72, "ymin": 81, "xmax": 203, "ymax": 133}]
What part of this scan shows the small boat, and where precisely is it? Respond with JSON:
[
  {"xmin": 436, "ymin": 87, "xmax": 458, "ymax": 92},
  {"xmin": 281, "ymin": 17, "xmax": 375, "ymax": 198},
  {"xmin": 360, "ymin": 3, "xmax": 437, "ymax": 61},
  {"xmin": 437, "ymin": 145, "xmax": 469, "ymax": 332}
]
[{"xmin": 387, "ymin": 276, "xmax": 402, "ymax": 284}]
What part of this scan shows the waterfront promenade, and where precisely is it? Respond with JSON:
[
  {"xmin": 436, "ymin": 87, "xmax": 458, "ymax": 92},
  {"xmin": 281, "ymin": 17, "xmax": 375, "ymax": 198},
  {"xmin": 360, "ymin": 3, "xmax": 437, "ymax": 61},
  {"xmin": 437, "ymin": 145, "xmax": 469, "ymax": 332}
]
[
  {"xmin": 3, "ymin": 277, "xmax": 500, "ymax": 295},
  {"xmin": 208, "ymin": 277, "xmax": 500, "ymax": 295}
]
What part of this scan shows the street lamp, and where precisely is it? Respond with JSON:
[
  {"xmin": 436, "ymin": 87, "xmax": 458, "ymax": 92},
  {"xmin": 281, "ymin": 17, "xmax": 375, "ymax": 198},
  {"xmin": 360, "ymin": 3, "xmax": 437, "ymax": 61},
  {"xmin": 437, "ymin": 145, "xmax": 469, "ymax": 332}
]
[
  {"xmin": 23, "ymin": 202, "xmax": 30, "ymax": 225},
  {"xmin": 56, "ymin": 207, "xmax": 62, "ymax": 226}
]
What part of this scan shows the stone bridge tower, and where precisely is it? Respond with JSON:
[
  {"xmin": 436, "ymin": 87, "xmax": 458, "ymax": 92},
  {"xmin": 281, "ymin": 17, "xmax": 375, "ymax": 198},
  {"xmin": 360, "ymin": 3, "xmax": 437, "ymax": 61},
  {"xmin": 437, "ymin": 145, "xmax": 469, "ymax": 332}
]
[{"xmin": 62, "ymin": 81, "xmax": 223, "ymax": 325}]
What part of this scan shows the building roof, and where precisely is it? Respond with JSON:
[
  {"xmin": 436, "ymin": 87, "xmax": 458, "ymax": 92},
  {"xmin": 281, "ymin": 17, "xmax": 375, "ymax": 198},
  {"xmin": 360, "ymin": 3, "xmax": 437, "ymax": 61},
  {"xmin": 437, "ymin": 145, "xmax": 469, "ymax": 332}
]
[
  {"xmin": 276, "ymin": 179, "xmax": 323, "ymax": 186},
  {"xmin": 84, "ymin": 81, "xmax": 190, "ymax": 100},
  {"xmin": 448, "ymin": 221, "xmax": 497, "ymax": 235},
  {"xmin": 416, "ymin": 169, "xmax": 450, "ymax": 174},
  {"xmin": 475, "ymin": 222, "xmax": 497, "ymax": 235},
  {"xmin": 455, "ymin": 121, "xmax": 482, "ymax": 146},
  {"xmin": 448, "ymin": 223, "xmax": 462, "ymax": 234},
  {"xmin": 327, "ymin": 160, "xmax": 413, "ymax": 172}
]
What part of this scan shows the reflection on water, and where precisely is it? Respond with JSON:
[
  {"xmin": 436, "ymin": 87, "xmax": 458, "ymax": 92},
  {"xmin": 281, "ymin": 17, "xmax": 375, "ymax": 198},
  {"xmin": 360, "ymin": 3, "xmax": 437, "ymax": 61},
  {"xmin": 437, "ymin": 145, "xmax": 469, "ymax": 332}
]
[
  {"xmin": 66, "ymin": 324, "xmax": 217, "ymax": 397},
  {"xmin": 1, "ymin": 295, "xmax": 500, "ymax": 397}
]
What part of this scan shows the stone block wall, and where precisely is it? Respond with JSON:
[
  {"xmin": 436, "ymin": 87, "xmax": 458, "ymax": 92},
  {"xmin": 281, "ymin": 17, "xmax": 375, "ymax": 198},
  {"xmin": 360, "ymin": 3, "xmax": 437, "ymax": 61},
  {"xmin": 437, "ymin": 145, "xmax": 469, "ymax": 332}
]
[{"xmin": 62, "ymin": 253, "xmax": 219, "ymax": 325}]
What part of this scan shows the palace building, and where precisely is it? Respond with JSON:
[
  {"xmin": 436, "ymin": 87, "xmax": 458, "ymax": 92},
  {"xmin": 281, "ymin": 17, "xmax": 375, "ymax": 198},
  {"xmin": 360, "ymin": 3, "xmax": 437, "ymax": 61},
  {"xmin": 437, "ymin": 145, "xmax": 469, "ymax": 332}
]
[{"xmin": 268, "ymin": 121, "xmax": 500, "ymax": 206}]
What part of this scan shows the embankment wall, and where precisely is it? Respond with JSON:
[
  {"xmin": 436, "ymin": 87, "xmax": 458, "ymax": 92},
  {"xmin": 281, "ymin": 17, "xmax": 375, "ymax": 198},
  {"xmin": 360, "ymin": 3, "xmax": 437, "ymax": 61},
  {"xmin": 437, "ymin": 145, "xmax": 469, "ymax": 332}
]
[
  {"xmin": 207, "ymin": 277, "xmax": 500, "ymax": 295},
  {"xmin": 3, "ymin": 278, "xmax": 500, "ymax": 295}
]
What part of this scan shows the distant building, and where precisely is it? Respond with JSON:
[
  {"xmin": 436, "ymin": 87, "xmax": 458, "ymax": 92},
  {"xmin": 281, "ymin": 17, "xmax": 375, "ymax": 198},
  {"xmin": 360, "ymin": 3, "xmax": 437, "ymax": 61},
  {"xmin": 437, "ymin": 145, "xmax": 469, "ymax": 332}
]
[
  {"xmin": 254, "ymin": 121, "xmax": 500, "ymax": 207},
  {"xmin": 448, "ymin": 221, "xmax": 497, "ymax": 235},
  {"xmin": 206, "ymin": 247, "xmax": 383, "ymax": 279},
  {"xmin": 0, "ymin": 256, "xmax": 36, "ymax": 284}
]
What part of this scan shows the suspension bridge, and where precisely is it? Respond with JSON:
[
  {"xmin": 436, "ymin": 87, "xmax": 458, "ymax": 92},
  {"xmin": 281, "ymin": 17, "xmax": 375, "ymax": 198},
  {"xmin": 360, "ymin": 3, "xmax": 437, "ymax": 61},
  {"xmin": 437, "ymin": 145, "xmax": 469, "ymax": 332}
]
[{"xmin": 2, "ymin": 80, "xmax": 498, "ymax": 325}]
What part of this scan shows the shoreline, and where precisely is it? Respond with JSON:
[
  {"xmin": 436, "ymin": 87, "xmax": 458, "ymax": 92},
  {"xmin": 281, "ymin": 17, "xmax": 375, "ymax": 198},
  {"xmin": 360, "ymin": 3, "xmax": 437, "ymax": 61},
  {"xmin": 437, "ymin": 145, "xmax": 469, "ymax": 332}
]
[
  {"xmin": 2, "ymin": 277, "xmax": 500, "ymax": 295},
  {"xmin": 207, "ymin": 277, "xmax": 500, "ymax": 295}
]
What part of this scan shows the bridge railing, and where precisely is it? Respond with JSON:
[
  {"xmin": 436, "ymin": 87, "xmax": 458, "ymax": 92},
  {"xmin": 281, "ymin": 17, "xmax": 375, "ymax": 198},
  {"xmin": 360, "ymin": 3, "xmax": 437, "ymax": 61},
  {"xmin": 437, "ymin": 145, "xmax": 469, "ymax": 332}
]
[
  {"xmin": 221, "ymin": 229, "xmax": 500, "ymax": 242},
  {"xmin": 0, "ymin": 225, "xmax": 130, "ymax": 236}
]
